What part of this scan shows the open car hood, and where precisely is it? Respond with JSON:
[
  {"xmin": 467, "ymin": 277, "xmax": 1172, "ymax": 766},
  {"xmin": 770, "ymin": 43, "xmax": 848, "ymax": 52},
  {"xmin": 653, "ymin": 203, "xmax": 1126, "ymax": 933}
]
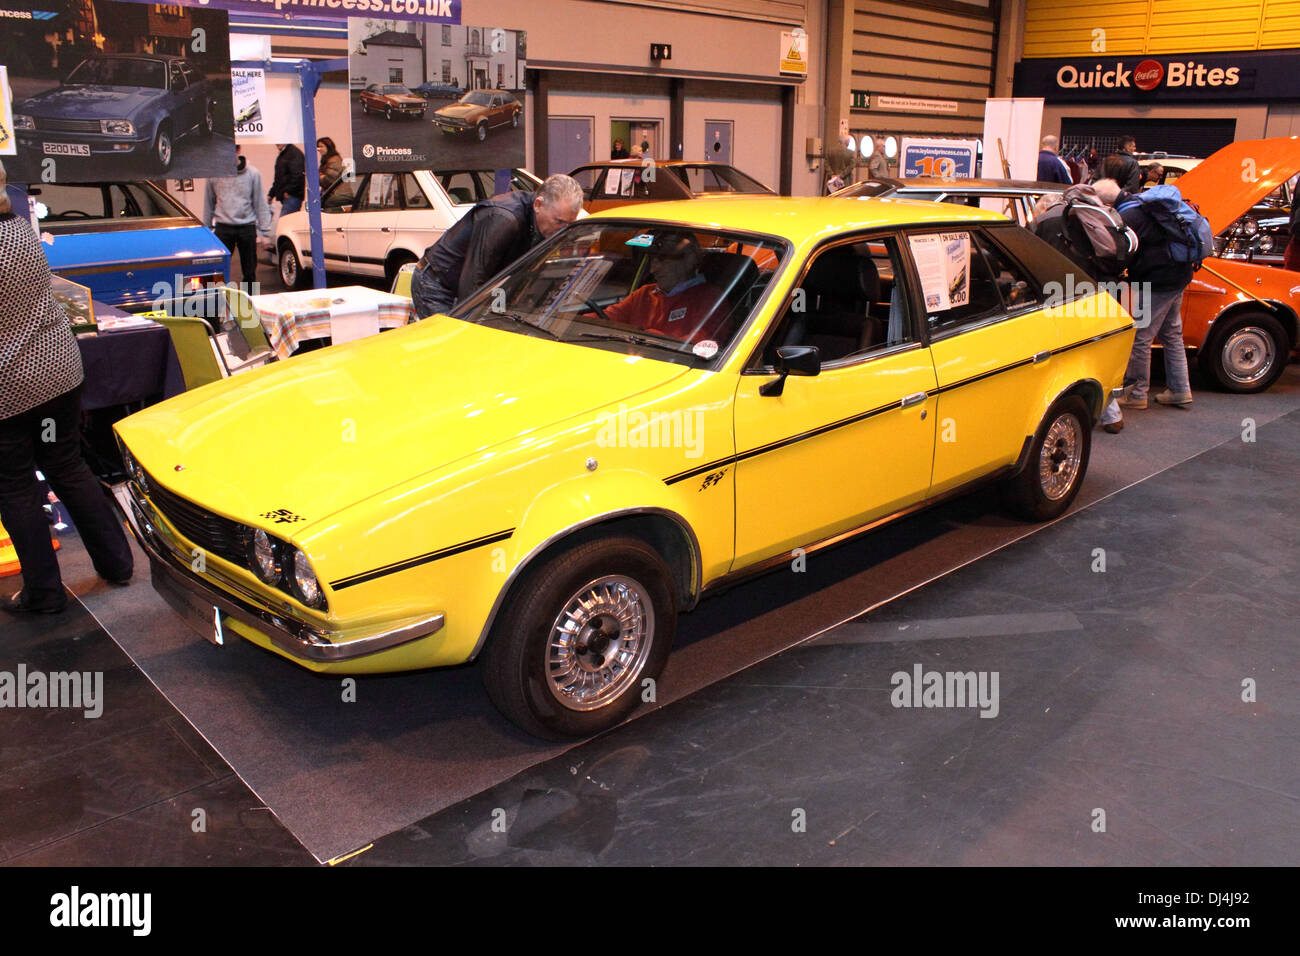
[{"xmin": 1174, "ymin": 137, "xmax": 1300, "ymax": 234}]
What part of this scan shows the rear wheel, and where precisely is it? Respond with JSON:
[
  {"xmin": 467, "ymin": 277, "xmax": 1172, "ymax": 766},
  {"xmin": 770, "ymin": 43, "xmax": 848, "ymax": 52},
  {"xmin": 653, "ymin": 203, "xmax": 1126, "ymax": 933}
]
[
  {"xmin": 278, "ymin": 240, "xmax": 306, "ymax": 289},
  {"xmin": 481, "ymin": 536, "xmax": 676, "ymax": 739},
  {"xmin": 385, "ymin": 251, "xmax": 417, "ymax": 286},
  {"xmin": 1003, "ymin": 395, "xmax": 1091, "ymax": 521},
  {"xmin": 200, "ymin": 101, "xmax": 214, "ymax": 138},
  {"xmin": 1198, "ymin": 310, "xmax": 1289, "ymax": 393}
]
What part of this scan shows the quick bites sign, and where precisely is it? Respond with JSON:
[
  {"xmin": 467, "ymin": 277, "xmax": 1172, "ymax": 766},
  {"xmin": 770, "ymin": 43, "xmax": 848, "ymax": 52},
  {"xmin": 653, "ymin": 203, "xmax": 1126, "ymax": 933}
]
[{"xmin": 1014, "ymin": 50, "xmax": 1300, "ymax": 103}]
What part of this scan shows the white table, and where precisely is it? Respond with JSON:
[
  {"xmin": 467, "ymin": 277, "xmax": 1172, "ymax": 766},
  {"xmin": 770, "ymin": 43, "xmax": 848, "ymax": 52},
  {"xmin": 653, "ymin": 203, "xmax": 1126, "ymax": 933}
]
[{"xmin": 248, "ymin": 286, "xmax": 417, "ymax": 359}]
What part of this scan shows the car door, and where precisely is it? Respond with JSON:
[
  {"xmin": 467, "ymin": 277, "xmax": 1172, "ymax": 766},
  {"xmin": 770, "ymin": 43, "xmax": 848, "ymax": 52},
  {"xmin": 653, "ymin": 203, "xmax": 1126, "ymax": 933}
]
[
  {"xmin": 167, "ymin": 61, "xmax": 194, "ymax": 134},
  {"xmin": 915, "ymin": 226, "xmax": 1056, "ymax": 494},
  {"xmin": 731, "ymin": 233, "xmax": 938, "ymax": 568},
  {"xmin": 391, "ymin": 172, "xmax": 458, "ymax": 262},
  {"xmin": 316, "ymin": 175, "xmax": 355, "ymax": 270},
  {"xmin": 345, "ymin": 172, "xmax": 402, "ymax": 277}
]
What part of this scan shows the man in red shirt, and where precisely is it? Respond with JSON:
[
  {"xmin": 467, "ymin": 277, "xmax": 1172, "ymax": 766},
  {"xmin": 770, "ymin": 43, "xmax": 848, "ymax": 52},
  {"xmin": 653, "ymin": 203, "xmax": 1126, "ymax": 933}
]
[{"xmin": 604, "ymin": 232, "xmax": 730, "ymax": 345}]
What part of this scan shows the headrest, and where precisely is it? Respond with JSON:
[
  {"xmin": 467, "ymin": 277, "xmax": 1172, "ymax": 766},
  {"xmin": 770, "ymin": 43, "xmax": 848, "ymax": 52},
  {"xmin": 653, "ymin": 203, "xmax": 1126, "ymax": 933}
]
[{"xmin": 802, "ymin": 247, "xmax": 879, "ymax": 302}]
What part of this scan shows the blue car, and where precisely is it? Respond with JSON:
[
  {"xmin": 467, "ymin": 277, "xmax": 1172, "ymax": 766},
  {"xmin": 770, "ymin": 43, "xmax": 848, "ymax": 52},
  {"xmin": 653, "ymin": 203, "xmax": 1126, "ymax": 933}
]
[
  {"xmin": 28, "ymin": 180, "xmax": 229, "ymax": 313},
  {"xmin": 413, "ymin": 81, "xmax": 465, "ymax": 99},
  {"xmin": 13, "ymin": 54, "xmax": 215, "ymax": 173}
]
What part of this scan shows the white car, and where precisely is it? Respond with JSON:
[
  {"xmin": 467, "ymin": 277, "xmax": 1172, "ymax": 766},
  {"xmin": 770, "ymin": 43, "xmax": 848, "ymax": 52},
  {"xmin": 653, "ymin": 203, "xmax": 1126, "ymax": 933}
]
[{"xmin": 274, "ymin": 168, "xmax": 542, "ymax": 288}]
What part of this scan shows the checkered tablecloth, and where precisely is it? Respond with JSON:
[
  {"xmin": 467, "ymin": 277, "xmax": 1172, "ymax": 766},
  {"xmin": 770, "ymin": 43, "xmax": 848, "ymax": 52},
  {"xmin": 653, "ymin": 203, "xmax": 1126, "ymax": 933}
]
[{"xmin": 249, "ymin": 286, "xmax": 417, "ymax": 360}]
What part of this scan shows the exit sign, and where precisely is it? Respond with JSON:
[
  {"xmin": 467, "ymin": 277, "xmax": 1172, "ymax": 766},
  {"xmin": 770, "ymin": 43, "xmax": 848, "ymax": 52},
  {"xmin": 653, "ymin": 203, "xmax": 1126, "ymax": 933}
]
[{"xmin": 851, "ymin": 90, "xmax": 870, "ymax": 110}]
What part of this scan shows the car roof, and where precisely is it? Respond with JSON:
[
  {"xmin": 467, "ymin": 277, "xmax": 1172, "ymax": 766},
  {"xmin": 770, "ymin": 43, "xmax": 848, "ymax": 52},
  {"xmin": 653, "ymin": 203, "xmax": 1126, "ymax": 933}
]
[
  {"xmin": 84, "ymin": 53, "xmax": 182, "ymax": 62},
  {"xmin": 586, "ymin": 195, "xmax": 1007, "ymax": 240}
]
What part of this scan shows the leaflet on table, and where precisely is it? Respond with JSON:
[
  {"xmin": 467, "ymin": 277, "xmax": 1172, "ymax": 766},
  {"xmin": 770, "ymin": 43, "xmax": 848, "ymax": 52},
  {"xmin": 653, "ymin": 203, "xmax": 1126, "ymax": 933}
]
[{"xmin": 907, "ymin": 232, "xmax": 971, "ymax": 312}]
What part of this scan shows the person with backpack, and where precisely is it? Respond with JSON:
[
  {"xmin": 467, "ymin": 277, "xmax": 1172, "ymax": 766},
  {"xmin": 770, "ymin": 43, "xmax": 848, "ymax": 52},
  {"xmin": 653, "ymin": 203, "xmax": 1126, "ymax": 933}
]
[
  {"xmin": 1030, "ymin": 182, "xmax": 1139, "ymax": 432},
  {"xmin": 1096, "ymin": 176, "xmax": 1213, "ymax": 412}
]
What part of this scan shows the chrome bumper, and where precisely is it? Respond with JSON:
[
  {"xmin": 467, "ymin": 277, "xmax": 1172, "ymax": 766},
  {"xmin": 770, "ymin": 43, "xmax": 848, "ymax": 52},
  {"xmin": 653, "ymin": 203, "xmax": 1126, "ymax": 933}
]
[
  {"xmin": 111, "ymin": 482, "xmax": 444, "ymax": 663},
  {"xmin": 1109, "ymin": 386, "xmax": 1126, "ymax": 400}
]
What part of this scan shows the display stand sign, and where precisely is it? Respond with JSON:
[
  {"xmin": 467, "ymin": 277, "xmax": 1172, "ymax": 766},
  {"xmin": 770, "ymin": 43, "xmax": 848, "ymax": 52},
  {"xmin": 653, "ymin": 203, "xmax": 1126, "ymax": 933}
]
[
  {"xmin": 232, "ymin": 67, "xmax": 267, "ymax": 135},
  {"xmin": 0, "ymin": 0, "xmax": 237, "ymax": 183},
  {"xmin": 908, "ymin": 232, "xmax": 971, "ymax": 312},
  {"xmin": 232, "ymin": 67, "xmax": 303, "ymax": 143},
  {"xmin": 349, "ymin": 19, "xmax": 526, "ymax": 174},
  {"xmin": 115, "ymin": 0, "xmax": 462, "ymax": 25},
  {"xmin": 0, "ymin": 66, "xmax": 15, "ymax": 156},
  {"xmin": 899, "ymin": 137, "xmax": 979, "ymax": 179}
]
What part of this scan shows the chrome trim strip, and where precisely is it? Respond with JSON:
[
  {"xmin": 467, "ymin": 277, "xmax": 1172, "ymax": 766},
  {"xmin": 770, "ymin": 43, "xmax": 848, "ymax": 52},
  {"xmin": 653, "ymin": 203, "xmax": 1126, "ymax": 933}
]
[
  {"xmin": 112, "ymin": 483, "xmax": 443, "ymax": 663},
  {"xmin": 468, "ymin": 506, "xmax": 703, "ymax": 661}
]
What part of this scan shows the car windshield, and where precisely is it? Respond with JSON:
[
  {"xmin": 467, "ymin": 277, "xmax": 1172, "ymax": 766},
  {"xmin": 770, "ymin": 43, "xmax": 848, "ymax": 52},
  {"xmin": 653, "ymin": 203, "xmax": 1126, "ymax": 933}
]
[
  {"xmin": 383, "ymin": 85, "xmax": 409, "ymax": 94},
  {"xmin": 452, "ymin": 222, "xmax": 787, "ymax": 367},
  {"xmin": 670, "ymin": 165, "xmax": 774, "ymax": 195},
  {"xmin": 460, "ymin": 91, "xmax": 493, "ymax": 106},
  {"xmin": 66, "ymin": 58, "xmax": 166, "ymax": 89}
]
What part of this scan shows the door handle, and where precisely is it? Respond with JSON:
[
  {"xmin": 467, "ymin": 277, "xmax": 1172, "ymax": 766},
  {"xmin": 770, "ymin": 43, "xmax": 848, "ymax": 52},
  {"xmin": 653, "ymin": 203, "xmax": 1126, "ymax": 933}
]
[
  {"xmin": 381, "ymin": 226, "xmax": 391, "ymax": 232},
  {"xmin": 336, "ymin": 227, "xmax": 345, "ymax": 232},
  {"xmin": 899, "ymin": 391, "xmax": 927, "ymax": 409},
  {"xmin": 1032, "ymin": 350, "xmax": 1050, "ymax": 364}
]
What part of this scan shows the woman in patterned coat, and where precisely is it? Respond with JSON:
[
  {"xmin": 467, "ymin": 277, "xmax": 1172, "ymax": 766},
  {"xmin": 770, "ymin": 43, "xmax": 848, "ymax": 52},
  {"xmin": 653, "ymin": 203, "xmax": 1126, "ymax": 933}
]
[{"xmin": 0, "ymin": 161, "xmax": 133, "ymax": 613}]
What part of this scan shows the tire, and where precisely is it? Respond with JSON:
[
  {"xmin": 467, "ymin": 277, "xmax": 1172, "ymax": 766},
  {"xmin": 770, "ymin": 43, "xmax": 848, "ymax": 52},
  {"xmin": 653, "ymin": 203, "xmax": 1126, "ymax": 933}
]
[
  {"xmin": 200, "ymin": 101, "xmax": 214, "ymax": 138},
  {"xmin": 481, "ymin": 536, "xmax": 676, "ymax": 739},
  {"xmin": 511, "ymin": 111, "xmax": 519, "ymax": 128},
  {"xmin": 1198, "ymin": 310, "xmax": 1289, "ymax": 394},
  {"xmin": 278, "ymin": 240, "xmax": 306, "ymax": 289},
  {"xmin": 1003, "ymin": 395, "xmax": 1092, "ymax": 522},
  {"xmin": 476, "ymin": 121, "xmax": 487, "ymax": 142},
  {"xmin": 153, "ymin": 123, "xmax": 173, "ymax": 172},
  {"xmin": 362, "ymin": 100, "xmax": 369, "ymax": 114},
  {"xmin": 385, "ymin": 106, "xmax": 393, "ymax": 121},
  {"xmin": 385, "ymin": 252, "xmax": 417, "ymax": 286}
]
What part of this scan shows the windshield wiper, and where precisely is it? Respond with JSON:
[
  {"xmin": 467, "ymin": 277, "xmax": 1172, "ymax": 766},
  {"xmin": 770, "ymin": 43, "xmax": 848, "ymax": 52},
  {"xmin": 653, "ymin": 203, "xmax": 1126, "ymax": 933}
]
[
  {"xmin": 481, "ymin": 311, "xmax": 560, "ymax": 339},
  {"xmin": 572, "ymin": 330, "xmax": 685, "ymax": 354}
]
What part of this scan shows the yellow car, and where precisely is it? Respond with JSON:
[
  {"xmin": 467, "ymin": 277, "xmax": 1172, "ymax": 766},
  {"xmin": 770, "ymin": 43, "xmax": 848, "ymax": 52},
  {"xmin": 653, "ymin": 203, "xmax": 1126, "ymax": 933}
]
[{"xmin": 113, "ymin": 198, "xmax": 1134, "ymax": 738}]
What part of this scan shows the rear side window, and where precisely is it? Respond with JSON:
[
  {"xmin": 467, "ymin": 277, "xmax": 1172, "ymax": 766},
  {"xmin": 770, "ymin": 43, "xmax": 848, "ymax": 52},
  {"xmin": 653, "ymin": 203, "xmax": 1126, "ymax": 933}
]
[
  {"xmin": 569, "ymin": 167, "xmax": 602, "ymax": 199},
  {"xmin": 908, "ymin": 228, "xmax": 1040, "ymax": 337}
]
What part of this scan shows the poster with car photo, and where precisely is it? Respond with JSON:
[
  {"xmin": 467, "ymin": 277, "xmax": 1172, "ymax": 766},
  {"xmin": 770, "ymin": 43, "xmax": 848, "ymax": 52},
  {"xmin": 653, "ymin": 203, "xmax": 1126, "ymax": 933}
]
[
  {"xmin": 349, "ymin": 17, "xmax": 525, "ymax": 175},
  {"xmin": 0, "ymin": 0, "xmax": 235, "ymax": 183}
]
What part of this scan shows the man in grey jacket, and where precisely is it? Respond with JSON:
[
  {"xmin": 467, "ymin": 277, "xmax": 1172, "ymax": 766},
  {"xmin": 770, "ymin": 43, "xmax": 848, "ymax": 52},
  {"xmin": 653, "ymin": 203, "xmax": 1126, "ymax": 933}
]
[{"xmin": 204, "ymin": 146, "xmax": 272, "ymax": 284}]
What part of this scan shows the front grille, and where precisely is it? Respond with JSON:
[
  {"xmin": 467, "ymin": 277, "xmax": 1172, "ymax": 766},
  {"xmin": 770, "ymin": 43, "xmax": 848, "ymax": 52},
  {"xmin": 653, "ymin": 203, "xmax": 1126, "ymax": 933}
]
[
  {"xmin": 39, "ymin": 118, "xmax": 101, "ymax": 133},
  {"xmin": 142, "ymin": 473, "xmax": 250, "ymax": 568}
]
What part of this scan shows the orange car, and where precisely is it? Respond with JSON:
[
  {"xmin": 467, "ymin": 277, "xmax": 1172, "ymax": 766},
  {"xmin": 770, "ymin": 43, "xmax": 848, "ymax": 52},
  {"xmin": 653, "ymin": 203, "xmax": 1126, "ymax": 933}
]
[
  {"xmin": 1174, "ymin": 138, "xmax": 1300, "ymax": 393},
  {"xmin": 359, "ymin": 84, "xmax": 427, "ymax": 121},
  {"xmin": 432, "ymin": 89, "xmax": 521, "ymax": 142}
]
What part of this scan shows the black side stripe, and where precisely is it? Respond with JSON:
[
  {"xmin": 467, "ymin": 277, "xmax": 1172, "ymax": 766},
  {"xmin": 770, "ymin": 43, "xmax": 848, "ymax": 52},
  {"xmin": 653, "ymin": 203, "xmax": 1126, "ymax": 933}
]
[
  {"xmin": 330, "ymin": 529, "xmax": 513, "ymax": 590},
  {"xmin": 662, "ymin": 324, "xmax": 1134, "ymax": 485}
]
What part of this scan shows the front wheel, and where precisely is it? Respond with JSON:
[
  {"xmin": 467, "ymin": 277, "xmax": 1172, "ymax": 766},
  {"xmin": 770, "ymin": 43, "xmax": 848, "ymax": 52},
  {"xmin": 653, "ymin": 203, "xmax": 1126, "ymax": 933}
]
[
  {"xmin": 1198, "ymin": 310, "xmax": 1289, "ymax": 393},
  {"xmin": 511, "ymin": 111, "xmax": 519, "ymax": 128},
  {"xmin": 1003, "ymin": 395, "xmax": 1091, "ymax": 522},
  {"xmin": 152, "ymin": 123, "xmax": 173, "ymax": 172},
  {"xmin": 481, "ymin": 536, "xmax": 676, "ymax": 739},
  {"xmin": 385, "ymin": 106, "xmax": 393, "ymax": 120},
  {"xmin": 476, "ymin": 121, "xmax": 487, "ymax": 142},
  {"xmin": 200, "ymin": 101, "xmax": 214, "ymax": 138}
]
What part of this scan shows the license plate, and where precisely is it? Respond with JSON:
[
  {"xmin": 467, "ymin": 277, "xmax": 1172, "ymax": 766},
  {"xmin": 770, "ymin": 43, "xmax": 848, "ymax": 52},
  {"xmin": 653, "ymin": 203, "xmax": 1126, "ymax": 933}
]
[
  {"xmin": 151, "ymin": 561, "xmax": 226, "ymax": 646},
  {"xmin": 44, "ymin": 142, "xmax": 90, "ymax": 157}
]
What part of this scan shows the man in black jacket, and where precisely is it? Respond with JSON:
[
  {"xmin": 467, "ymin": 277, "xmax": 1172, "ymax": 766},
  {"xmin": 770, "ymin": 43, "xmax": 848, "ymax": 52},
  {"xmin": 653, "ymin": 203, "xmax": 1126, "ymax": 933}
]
[
  {"xmin": 1100, "ymin": 136, "xmax": 1142, "ymax": 194},
  {"xmin": 1095, "ymin": 176, "xmax": 1195, "ymax": 411},
  {"xmin": 267, "ymin": 143, "xmax": 306, "ymax": 215},
  {"xmin": 411, "ymin": 174, "xmax": 584, "ymax": 319}
]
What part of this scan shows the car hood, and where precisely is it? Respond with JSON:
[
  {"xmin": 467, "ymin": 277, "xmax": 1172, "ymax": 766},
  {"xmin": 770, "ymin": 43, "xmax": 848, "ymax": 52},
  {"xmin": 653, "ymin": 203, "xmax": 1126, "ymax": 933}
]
[
  {"xmin": 20, "ymin": 85, "xmax": 159, "ymax": 120},
  {"xmin": 1174, "ymin": 137, "xmax": 1300, "ymax": 234},
  {"xmin": 436, "ymin": 104, "xmax": 485, "ymax": 120},
  {"xmin": 115, "ymin": 317, "xmax": 690, "ymax": 530},
  {"xmin": 382, "ymin": 94, "xmax": 424, "ymax": 106}
]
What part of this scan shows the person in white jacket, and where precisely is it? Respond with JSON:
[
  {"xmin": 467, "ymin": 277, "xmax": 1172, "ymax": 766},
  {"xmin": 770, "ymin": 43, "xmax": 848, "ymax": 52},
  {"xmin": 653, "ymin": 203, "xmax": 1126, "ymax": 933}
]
[{"xmin": 203, "ymin": 146, "xmax": 272, "ymax": 284}]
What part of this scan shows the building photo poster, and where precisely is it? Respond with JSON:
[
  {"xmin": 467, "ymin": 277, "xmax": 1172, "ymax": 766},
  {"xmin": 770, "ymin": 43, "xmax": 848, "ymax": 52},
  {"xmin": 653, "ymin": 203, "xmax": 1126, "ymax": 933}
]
[
  {"xmin": 349, "ymin": 17, "xmax": 525, "ymax": 174},
  {"xmin": 0, "ymin": 0, "xmax": 236, "ymax": 183}
]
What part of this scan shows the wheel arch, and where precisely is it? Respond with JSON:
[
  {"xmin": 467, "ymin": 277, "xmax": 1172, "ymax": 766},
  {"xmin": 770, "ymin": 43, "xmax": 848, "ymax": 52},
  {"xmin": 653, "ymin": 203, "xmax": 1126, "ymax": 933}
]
[
  {"xmin": 1204, "ymin": 299, "xmax": 1298, "ymax": 351},
  {"xmin": 469, "ymin": 506, "xmax": 702, "ymax": 662}
]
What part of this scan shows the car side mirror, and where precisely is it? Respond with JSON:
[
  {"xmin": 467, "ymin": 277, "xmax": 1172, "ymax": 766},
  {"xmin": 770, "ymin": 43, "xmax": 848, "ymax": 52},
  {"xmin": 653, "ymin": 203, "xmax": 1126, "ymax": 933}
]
[{"xmin": 759, "ymin": 345, "xmax": 820, "ymax": 397}]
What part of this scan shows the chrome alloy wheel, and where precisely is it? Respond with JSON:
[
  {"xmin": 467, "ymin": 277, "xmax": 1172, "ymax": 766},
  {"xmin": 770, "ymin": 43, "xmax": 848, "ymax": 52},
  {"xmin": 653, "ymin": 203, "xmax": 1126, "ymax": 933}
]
[
  {"xmin": 1039, "ymin": 412, "xmax": 1083, "ymax": 501},
  {"xmin": 1221, "ymin": 326, "xmax": 1275, "ymax": 386},
  {"xmin": 546, "ymin": 575, "xmax": 655, "ymax": 711}
]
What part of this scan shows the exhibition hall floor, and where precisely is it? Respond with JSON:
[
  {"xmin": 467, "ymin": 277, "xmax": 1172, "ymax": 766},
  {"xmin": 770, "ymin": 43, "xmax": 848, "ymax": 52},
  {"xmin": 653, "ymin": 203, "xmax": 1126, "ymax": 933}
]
[{"xmin": 3, "ymin": 367, "xmax": 1298, "ymax": 866}]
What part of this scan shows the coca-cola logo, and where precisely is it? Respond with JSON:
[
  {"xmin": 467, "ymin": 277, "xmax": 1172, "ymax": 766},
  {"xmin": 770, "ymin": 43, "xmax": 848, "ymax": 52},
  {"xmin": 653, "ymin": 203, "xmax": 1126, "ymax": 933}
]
[{"xmin": 1134, "ymin": 59, "xmax": 1164, "ymax": 91}]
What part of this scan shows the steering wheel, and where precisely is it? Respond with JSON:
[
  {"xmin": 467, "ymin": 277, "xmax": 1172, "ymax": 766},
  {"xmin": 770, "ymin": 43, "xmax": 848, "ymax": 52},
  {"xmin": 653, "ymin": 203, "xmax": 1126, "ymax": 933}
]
[{"xmin": 54, "ymin": 210, "xmax": 94, "ymax": 219}]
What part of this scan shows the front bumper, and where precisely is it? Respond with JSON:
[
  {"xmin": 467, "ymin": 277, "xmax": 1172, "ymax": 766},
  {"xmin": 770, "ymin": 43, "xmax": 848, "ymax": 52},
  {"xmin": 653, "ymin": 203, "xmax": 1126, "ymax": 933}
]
[
  {"xmin": 434, "ymin": 120, "xmax": 472, "ymax": 133},
  {"xmin": 18, "ymin": 131, "xmax": 151, "ymax": 157},
  {"xmin": 112, "ymin": 481, "xmax": 445, "ymax": 663}
]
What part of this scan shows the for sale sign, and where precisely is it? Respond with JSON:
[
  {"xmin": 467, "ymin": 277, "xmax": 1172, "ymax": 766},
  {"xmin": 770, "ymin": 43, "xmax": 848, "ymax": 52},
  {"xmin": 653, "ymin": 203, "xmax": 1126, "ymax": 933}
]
[{"xmin": 0, "ymin": 66, "xmax": 15, "ymax": 156}]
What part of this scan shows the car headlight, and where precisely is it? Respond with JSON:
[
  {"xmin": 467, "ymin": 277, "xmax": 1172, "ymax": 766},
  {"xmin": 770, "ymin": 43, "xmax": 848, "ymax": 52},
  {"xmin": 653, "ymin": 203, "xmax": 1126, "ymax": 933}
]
[
  {"xmin": 1243, "ymin": 218, "xmax": 1259, "ymax": 237},
  {"xmin": 120, "ymin": 445, "xmax": 142, "ymax": 482},
  {"xmin": 1259, "ymin": 235, "xmax": 1274, "ymax": 253},
  {"xmin": 248, "ymin": 529, "xmax": 282, "ymax": 584},
  {"xmin": 14, "ymin": 114, "xmax": 34, "ymax": 131},
  {"xmin": 100, "ymin": 119, "xmax": 135, "ymax": 136},
  {"xmin": 291, "ymin": 549, "xmax": 324, "ymax": 608}
]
